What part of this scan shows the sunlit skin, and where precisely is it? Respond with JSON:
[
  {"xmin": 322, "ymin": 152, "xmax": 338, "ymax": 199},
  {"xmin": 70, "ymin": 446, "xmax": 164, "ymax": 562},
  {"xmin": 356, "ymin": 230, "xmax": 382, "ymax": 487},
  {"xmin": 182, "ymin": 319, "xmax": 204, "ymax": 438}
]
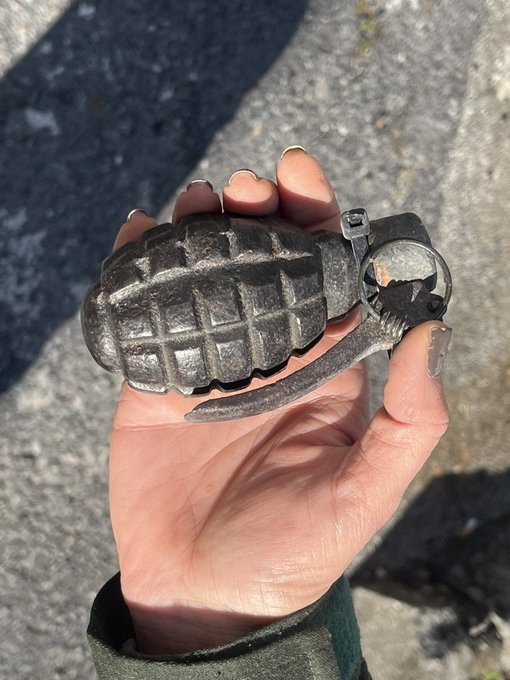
[{"xmin": 108, "ymin": 149, "xmax": 449, "ymax": 654}]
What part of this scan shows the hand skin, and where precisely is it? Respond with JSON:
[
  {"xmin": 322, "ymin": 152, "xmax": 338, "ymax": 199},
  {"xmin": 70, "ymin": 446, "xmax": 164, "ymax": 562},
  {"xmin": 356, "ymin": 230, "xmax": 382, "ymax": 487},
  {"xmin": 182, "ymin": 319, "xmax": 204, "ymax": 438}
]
[{"xmin": 108, "ymin": 149, "xmax": 450, "ymax": 655}]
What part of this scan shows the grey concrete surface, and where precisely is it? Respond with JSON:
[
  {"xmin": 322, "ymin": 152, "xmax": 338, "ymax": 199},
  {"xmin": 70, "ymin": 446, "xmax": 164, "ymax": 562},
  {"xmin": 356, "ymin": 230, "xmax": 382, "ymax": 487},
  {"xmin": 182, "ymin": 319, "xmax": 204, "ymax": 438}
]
[
  {"xmin": 353, "ymin": 587, "xmax": 481, "ymax": 679},
  {"xmin": 351, "ymin": 9, "xmax": 510, "ymax": 676},
  {"xmin": 1, "ymin": 1, "xmax": 509, "ymax": 678}
]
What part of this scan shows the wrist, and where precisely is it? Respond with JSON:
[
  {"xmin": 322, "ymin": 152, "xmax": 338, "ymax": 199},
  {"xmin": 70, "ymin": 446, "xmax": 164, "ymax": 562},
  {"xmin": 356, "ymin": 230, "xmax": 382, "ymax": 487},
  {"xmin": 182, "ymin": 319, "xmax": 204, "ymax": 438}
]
[{"xmin": 127, "ymin": 601, "xmax": 280, "ymax": 655}]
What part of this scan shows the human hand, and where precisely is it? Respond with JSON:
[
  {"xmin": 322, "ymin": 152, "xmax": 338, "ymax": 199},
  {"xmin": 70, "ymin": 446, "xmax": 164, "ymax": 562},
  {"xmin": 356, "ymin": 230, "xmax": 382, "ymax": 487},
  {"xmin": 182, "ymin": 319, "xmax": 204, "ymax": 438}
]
[{"xmin": 108, "ymin": 148, "xmax": 451, "ymax": 655}]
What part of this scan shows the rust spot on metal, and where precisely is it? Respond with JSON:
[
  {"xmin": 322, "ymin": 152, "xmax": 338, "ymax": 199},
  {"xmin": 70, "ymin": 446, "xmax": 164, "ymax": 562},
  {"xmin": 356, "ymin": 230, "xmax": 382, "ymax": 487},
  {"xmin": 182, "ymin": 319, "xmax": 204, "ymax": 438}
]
[{"xmin": 371, "ymin": 258, "xmax": 393, "ymax": 286}]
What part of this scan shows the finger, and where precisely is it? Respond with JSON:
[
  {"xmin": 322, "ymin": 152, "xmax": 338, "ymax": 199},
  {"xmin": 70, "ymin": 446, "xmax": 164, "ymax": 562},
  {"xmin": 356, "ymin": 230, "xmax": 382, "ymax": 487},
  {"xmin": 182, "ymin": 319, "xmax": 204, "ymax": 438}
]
[
  {"xmin": 113, "ymin": 210, "xmax": 158, "ymax": 251},
  {"xmin": 222, "ymin": 169, "xmax": 279, "ymax": 215},
  {"xmin": 335, "ymin": 322, "xmax": 452, "ymax": 539},
  {"xmin": 276, "ymin": 147, "xmax": 341, "ymax": 232},
  {"xmin": 172, "ymin": 180, "xmax": 222, "ymax": 223}
]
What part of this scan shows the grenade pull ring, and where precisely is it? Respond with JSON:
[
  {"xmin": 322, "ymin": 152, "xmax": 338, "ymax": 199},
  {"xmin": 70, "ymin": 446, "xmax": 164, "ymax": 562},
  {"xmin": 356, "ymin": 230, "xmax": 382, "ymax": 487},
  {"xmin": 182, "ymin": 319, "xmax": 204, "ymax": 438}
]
[{"xmin": 357, "ymin": 239, "xmax": 452, "ymax": 327}]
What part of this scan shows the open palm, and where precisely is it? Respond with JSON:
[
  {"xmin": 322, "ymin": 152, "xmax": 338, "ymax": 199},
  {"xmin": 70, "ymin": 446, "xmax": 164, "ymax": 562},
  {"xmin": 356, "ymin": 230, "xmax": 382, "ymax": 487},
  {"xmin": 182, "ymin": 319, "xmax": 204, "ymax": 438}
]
[{"xmin": 108, "ymin": 149, "xmax": 449, "ymax": 654}]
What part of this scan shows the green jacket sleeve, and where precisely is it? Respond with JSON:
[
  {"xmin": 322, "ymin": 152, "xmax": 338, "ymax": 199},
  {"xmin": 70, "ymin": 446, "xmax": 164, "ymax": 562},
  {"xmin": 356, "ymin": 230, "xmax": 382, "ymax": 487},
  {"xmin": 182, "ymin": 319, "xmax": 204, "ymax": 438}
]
[{"xmin": 87, "ymin": 572, "xmax": 370, "ymax": 680}]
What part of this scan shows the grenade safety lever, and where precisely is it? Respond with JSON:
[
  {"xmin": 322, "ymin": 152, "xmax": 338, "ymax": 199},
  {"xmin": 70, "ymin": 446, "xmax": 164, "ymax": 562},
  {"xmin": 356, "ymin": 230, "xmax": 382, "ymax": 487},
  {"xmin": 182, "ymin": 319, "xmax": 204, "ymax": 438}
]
[{"xmin": 81, "ymin": 211, "xmax": 451, "ymax": 421}]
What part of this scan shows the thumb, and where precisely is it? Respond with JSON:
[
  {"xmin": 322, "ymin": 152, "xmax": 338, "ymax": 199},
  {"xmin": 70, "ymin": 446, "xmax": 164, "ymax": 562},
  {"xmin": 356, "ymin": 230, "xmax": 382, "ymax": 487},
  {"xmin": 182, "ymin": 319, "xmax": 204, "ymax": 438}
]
[
  {"xmin": 384, "ymin": 320, "xmax": 452, "ymax": 431},
  {"xmin": 335, "ymin": 322, "xmax": 452, "ymax": 543}
]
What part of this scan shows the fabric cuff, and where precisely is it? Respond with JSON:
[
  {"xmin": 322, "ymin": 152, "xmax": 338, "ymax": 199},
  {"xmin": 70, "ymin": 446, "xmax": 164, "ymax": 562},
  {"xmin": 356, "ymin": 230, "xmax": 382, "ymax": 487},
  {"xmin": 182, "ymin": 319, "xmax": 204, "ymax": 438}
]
[{"xmin": 87, "ymin": 572, "xmax": 365, "ymax": 679}]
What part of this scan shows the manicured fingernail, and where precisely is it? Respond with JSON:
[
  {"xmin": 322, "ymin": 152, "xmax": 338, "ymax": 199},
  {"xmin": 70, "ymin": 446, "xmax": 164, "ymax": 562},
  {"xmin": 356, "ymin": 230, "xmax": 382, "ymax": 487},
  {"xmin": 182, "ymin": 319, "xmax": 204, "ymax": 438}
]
[
  {"xmin": 186, "ymin": 179, "xmax": 214, "ymax": 191},
  {"xmin": 280, "ymin": 145, "xmax": 307, "ymax": 159},
  {"xmin": 428, "ymin": 326, "xmax": 452, "ymax": 377},
  {"xmin": 126, "ymin": 209, "xmax": 148, "ymax": 221},
  {"xmin": 228, "ymin": 169, "xmax": 259, "ymax": 184}
]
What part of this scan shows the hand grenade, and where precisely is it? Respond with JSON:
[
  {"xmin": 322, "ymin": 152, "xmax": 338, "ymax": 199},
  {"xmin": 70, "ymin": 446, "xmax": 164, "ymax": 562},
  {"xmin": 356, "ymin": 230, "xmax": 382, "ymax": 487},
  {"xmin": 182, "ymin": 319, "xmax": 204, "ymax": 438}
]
[{"xmin": 81, "ymin": 211, "xmax": 451, "ymax": 421}]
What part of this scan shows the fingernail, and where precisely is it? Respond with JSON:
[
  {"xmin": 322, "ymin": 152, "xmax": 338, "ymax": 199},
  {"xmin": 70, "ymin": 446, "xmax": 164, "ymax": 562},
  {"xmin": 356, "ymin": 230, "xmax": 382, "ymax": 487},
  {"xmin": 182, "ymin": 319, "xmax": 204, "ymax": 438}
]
[
  {"xmin": 126, "ymin": 208, "xmax": 148, "ymax": 221},
  {"xmin": 228, "ymin": 169, "xmax": 259, "ymax": 184},
  {"xmin": 280, "ymin": 145, "xmax": 307, "ymax": 160},
  {"xmin": 428, "ymin": 325, "xmax": 452, "ymax": 377},
  {"xmin": 186, "ymin": 179, "xmax": 214, "ymax": 191}
]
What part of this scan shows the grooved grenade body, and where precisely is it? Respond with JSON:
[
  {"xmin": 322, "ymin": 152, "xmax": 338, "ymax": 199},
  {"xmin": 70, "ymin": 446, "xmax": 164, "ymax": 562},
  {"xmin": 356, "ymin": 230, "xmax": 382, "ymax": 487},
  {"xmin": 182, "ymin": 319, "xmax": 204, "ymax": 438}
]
[{"xmin": 81, "ymin": 212, "xmax": 450, "ymax": 420}]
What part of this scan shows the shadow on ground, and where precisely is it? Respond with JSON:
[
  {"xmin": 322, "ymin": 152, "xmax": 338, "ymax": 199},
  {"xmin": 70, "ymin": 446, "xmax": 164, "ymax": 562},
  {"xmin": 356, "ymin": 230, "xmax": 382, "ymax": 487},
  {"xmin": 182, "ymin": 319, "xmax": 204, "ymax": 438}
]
[
  {"xmin": 0, "ymin": 0, "xmax": 307, "ymax": 391},
  {"xmin": 352, "ymin": 469, "xmax": 510, "ymax": 655}
]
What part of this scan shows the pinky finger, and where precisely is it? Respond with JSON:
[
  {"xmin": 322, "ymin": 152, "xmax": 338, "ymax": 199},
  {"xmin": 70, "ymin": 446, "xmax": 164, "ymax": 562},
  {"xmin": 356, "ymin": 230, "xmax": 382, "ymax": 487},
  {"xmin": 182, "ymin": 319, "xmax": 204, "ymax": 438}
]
[{"xmin": 113, "ymin": 210, "xmax": 157, "ymax": 251}]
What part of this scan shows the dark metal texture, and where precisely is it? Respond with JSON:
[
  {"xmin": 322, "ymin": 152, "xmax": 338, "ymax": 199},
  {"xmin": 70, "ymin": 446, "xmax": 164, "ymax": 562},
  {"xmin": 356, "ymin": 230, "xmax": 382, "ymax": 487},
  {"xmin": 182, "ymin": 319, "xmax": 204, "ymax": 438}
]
[
  {"xmin": 82, "ymin": 214, "xmax": 339, "ymax": 394},
  {"xmin": 186, "ymin": 277, "xmax": 437, "ymax": 423},
  {"xmin": 186, "ymin": 312, "xmax": 405, "ymax": 422},
  {"xmin": 358, "ymin": 239, "xmax": 453, "ymax": 326},
  {"xmin": 81, "ymin": 211, "xmax": 449, "ymax": 419}
]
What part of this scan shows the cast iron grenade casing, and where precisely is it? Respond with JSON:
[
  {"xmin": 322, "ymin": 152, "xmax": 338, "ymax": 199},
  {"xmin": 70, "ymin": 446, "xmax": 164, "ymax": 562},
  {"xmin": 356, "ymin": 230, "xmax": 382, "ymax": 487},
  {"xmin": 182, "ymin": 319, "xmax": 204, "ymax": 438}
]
[{"xmin": 81, "ymin": 211, "xmax": 448, "ymax": 419}]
